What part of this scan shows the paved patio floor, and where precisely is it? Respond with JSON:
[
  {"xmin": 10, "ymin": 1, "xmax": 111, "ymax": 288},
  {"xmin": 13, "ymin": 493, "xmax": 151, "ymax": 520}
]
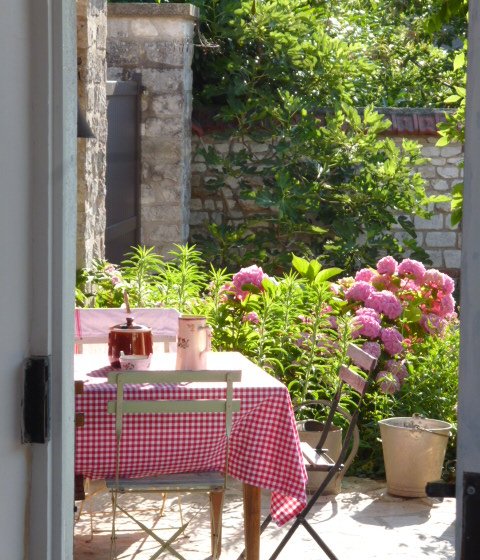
[{"xmin": 74, "ymin": 477, "xmax": 455, "ymax": 560}]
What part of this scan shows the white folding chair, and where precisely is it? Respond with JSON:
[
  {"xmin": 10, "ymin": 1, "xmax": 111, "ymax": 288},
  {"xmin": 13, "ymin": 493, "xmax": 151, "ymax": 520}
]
[
  {"xmin": 74, "ymin": 307, "xmax": 180, "ymax": 538},
  {"xmin": 106, "ymin": 369, "xmax": 242, "ymax": 560}
]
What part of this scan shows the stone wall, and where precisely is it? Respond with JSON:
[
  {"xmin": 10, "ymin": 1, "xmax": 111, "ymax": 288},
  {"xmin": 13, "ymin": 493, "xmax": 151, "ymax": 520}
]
[
  {"xmin": 395, "ymin": 137, "xmax": 462, "ymax": 275},
  {"xmin": 107, "ymin": 3, "xmax": 198, "ymax": 258},
  {"xmin": 191, "ymin": 130, "xmax": 463, "ymax": 276},
  {"xmin": 77, "ymin": 0, "xmax": 108, "ymax": 268}
]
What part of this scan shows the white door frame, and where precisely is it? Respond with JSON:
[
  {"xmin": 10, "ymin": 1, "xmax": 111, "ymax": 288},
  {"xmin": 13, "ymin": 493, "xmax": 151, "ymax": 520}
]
[
  {"xmin": 457, "ymin": 1, "xmax": 480, "ymax": 557},
  {"xmin": 27, "ymin": 1, "xmax": 77, "ymax": 558},
  {"xmin": 22, "ymin": 1, "xmax": 480, "ymax": 558}
]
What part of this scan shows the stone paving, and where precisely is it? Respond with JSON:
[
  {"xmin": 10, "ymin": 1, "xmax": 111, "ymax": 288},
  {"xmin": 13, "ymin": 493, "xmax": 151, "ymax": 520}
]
[{"xmin": 74, "ymin": 477, "xmax": 455, "ymax": 560}]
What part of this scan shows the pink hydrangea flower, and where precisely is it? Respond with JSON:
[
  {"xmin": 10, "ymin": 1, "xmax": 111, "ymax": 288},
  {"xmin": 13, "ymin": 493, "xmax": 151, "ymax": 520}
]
[
  {"xmin": 420, "ymin": 313, "xmax": 447, "ymax": 335},
  {"xmin": 423, "ymin": 268, "xmax": 443, "ymax": 289},
  {"xmin": 355, "ymin": 268, "xmax": 375, "ymax": 282},
  {"xmin": 441, "ymin": 274, "xmax": 455, "ymax": 295},
  {"xmin": 353, "ymin": 313, "xmax": 382, "ymax": 339},
  {"xmin": 356, "ymin": 307, "xmax": 381, "ymax": 322},
  {"xmin": 381, "ymin": 327, "xmax": 404, "ymax": 356},
  {"xmin": 397, "ymin": 259, "xmax": 426, "ymax": 283},
  {"xmin": 345, "ymin": 281, "xmax": 374, "ymax": 302},
  {"xmin": 439, "ymin": 294, "xmax": 455, "ymax": 317},
  {"xmin": 385, "ymin": 359, "xmax": 408, "ymax": 383},
  {"xmin": 365, "ymin": 290, "xmax": 403, "ymax": 320},
  {"xmin": 232, "ymin": 265, "xmax": 267, "ymax": 300},
  {"xmin": 362, "ymin": 341, "xmax": 382, "ymax": 359},
  {"xmin": 242, "ymin": 311, "xmax": 260, "ymax": 324},
  {"xmin": 377, "ymin": 256, "xmax": 398, "ymax": 276},
  {"xmin": 376, "ymin": 371, "xmax": 401, "ymax": 394},
  {"xmin": 424, "ymin": 269, "xmax": 455, "ymax": 295}
]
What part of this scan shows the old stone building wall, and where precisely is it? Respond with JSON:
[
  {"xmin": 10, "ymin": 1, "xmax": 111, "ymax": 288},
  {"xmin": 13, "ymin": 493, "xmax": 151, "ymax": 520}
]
[
  {"xmin": 190, "ymin": 120, "xmax": 463, "ymax": 276},
  {"xmin": 107, "ymin": 3, "xmax": 198, "ymax": 258},
  {"xmin": 77, "ymin": 0, "xmax": 108, "ymax": 269}
]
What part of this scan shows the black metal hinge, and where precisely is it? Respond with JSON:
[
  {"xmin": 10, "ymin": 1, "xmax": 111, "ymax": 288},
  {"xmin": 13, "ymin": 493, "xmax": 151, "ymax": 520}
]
[{"xmin": 21, "ymin": 356, "xmax": 51, "ymax": 444}]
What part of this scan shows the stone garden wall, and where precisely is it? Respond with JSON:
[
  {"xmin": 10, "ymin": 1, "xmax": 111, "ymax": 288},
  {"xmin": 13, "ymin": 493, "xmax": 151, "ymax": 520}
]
[
  {"xmin": 190, "ymin": 116, "xmax": 463, "ymax": 277},
  {"xmin": 107, "ymin": 3, "xmax": 198, "ymax": 258},
  {"xmin": 77, "ymin": 0, "xmax": 108, "ymax": 268}
]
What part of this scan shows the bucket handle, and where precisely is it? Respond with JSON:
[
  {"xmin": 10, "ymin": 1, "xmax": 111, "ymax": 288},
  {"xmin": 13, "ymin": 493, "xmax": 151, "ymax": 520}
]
[{"xmin": 406, "ymin": 414, "xmax": 451, "ymax": 438}]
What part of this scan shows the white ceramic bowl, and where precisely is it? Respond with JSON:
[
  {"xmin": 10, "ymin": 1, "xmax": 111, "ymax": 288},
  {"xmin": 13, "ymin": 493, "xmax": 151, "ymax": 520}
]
[{"xmin": 119, "ymin": 353, "xmax": 152, "ymax": 370}]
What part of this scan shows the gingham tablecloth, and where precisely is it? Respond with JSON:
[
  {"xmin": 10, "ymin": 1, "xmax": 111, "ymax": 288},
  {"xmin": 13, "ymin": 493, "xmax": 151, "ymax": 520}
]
[{"xmin": 75, "ymin": 352, "xmax": 307, "ymax": 526}]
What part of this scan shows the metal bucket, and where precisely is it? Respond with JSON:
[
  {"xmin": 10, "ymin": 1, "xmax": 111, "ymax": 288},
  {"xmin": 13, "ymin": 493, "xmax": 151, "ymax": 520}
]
[{"xmin": 379, "ymin": 416, "xmax": 451, "ymax": 497}]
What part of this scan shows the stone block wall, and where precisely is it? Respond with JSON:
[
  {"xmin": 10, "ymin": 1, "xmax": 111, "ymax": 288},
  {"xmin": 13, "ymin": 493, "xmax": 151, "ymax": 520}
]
[
  {"xmin": 77, "ymin": 0, "xmax": 108, "ymax": 269},
  {"xmin": 398, "ymin": 137, "xmax": 462, "ymax": 275},
  {"xmin": 107, "ymin": 3, "xmax": 198, "ymax": 258},
  {"xmin": 190, "ymin": 131, "xmax": 463, "ymax": 276}
]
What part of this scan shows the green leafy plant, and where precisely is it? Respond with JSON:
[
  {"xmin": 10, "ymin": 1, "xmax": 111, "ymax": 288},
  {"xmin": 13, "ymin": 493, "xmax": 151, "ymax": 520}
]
[
  {"xmin": 121, "ymin": 245, "xmax": 163, "ymax": 308},
  {"xmin": 156, "ymin": 244, "xmax": 207, "ymax": 313},
  {"xmin": 436, "ymin": 44, "xmax": 466, "ymax": 226},
  {"xmin": 196, "ymin": 104, "xmax": 434, "ymax": 273}
]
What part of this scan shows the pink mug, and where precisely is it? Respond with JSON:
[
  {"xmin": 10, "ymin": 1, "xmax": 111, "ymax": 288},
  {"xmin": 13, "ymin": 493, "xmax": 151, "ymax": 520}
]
[{"xmin": 175, "ymin": 315, "xmax": 212, "ymax": 370}]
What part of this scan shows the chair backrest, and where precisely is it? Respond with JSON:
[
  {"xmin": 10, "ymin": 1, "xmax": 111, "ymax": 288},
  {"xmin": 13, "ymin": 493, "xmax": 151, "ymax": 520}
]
[
  {"xmin": 299, "ymin": 342, "xmax": 378, "ymax": 464},
  {"xmin": 74, "ymin": 307, "xmax": 180, "ymax": 353},
  {"xmin": 107, "ymin": 369, "xmax": 242, "ymax": 479}
]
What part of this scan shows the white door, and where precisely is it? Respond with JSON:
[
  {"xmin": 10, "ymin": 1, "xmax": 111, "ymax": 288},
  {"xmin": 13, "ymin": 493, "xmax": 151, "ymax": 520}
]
[
  {"xmin": 19, "ymin": 2, "xmax": 77, "ymax": 559},
  {"xmin": 457, "ymin": 2, "xmax": 480, "ymax": 558}
]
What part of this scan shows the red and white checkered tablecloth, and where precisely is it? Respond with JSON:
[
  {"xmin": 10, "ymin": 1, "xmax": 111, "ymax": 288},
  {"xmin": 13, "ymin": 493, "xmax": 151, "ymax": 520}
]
[{"xmin": 75, "ymin": 352, "xmax": 307, "ymax": 526}]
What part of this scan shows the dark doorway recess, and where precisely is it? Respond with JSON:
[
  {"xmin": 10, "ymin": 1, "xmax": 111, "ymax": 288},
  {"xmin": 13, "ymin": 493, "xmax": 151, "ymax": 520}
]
[{"xmin": 105, "ymin": 80, "xmax": 140, "ymax": 264}]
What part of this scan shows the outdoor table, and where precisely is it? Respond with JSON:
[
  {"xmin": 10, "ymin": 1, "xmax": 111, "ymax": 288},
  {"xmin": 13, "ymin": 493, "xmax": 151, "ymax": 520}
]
[{"xmin": 74, "ymin": 351, "xmax": 308, "ymax": 560}]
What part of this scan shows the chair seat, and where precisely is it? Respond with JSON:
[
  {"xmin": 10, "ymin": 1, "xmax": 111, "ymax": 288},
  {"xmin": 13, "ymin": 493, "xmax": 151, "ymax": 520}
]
[
  {"xmin": 106, "ymin": 471, "xmax": 226, "ymax": 493},
  {"xmin": 300, "ymin": 441, "xmax": 340, "ymax": 472}
]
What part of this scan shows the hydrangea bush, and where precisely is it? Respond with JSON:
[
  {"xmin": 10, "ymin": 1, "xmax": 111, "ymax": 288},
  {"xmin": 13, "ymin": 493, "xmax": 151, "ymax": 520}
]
[{"xmin": 334, "ymin": 256, "xmax": 457, "ymax": 395}]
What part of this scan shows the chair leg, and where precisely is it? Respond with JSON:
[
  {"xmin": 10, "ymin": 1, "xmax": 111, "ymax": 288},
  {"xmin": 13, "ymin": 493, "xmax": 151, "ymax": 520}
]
[
  {"xmin": 210, "ymin": 490, "xmax": 224, "ymax": 559},
  {"xmin": 177, "ymin": 494, "xmax": 184, "ymax": 527},
  {"xmin": 110, "ymin": 490, "xmax": 118, "ymax": 560},
  {"xmin": 116, "ymin": 502, "xmax": 188, "ymax": 560},
  {"xmin": 268, "ymin": 515, "xmax": 339, "ymax": 560},
  {"xmin": 301, "ymin": 519, "xmax": 339, "ymax": 560}
]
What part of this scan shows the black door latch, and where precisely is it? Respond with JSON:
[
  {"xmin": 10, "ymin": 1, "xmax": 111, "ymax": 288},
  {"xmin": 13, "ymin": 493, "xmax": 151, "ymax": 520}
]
[{"xmin": 22, "ymin": 356, "xmax": 50, "ymax": 444}]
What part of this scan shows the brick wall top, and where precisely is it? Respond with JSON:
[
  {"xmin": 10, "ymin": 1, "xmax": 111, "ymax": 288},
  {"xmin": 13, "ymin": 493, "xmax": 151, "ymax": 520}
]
[
  {"xmin": 192, "ymin": 107, "xmax": 453, "ymax": 137},
  {"xmin": 108, "ymin": 3, "xmax": 199, "ymax": 20}
]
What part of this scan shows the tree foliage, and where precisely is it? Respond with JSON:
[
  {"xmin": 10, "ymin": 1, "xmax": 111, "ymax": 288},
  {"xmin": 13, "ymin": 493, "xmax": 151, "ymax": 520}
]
[
  {"xmin": 187, "ymin": 0, "xmax": 452, "ymax": 272},
  {"xmin": 109, "ymin": 0, "xmax": 466, "ymax": 266}
]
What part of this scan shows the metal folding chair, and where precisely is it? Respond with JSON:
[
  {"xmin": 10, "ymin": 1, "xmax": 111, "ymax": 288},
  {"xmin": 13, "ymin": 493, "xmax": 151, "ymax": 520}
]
[
  {"xmin": 254, "ymin": 343, "xmax": 378, "ymax": 560},
  {"xmin": 106, "ymin": 368, "xmax": 241, "ymax": 560},
  {"xmin": 74, "ymin": 306, "xmax": 180, "ymax": 539}
]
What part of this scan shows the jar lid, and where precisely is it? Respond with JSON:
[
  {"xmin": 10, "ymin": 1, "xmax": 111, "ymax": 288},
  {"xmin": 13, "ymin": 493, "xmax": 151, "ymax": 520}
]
[{"xmin": 110, "ymin": 316, "xmax": 151, "ymax": 332}]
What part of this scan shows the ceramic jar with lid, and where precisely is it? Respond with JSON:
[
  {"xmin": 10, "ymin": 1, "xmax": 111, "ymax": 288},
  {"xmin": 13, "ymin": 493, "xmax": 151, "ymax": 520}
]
[{"xmin": 108, "ymin": 316, "xmax": 153, "ymax": 367}]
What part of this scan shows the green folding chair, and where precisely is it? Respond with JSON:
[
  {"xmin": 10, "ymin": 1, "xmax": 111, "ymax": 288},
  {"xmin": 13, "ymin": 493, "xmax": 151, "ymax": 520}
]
[{"xmin": 106, "ymin": 369, "xmax": 241, "ymax": 560}]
